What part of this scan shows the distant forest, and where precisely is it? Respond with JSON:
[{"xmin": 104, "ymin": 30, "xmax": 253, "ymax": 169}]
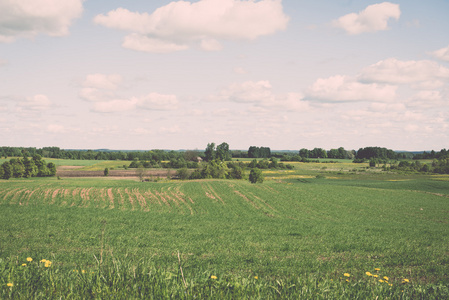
[
  {"xmin": 1, "ymin": 145, "xmax": 449, "ymax": 177},
  {"xmin": 0, "ymin": 146, "xmax": 447, "ymax": 161}
]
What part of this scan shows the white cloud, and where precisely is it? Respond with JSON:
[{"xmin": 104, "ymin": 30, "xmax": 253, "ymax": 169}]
[
  {"xmin": 83, "ymin": 73, "xmax": 122, "ymax": 90},
  {"xmin": 92, "ymin": 99, "xmax": 137, "ymax": 113},
  {"xmin": 369, "ymin": 102, "xmax": 406, "ymax": 112},
  {"xmin": 79, "ymin": 88, "xmax": 115, "ymax": 102},
  {"xmin": 80, "ymin": 74, "xmax": 123, "ymax": 102},
  {"xmin": 94, "ymin": 0, "xmax": 289, "ymax": 53},
  {"xmin": 18, "ymin": 94, "xmax": 52, "ymax": 110},
  {"xmin": 359, "ymin": 58, "xmax": 449, "ymax": 86},
  {"xmin": 306, "ymin": 75, "xmax": 397, "ymax": 102},
  {"xmin": 333, "ymin": 2, "xmax": 400, "ymax": 35},
  {"xmin": 217, "ymin": 80, "xmax": 274, "ymax": 103},
  {"xmin": 122, "ymin": 34, "xmax": 188, "ymax": 53},
  {"xmin": 430, "ymin": 45, "xmax": 449, "ymax": 62},
  {"xmin": 80, "ymin": 73, "xmax": 178, "ymax": 113},
  {"xmin": 213, "ymin": 80, "xmax": 308, "ymax": 111},
  {"xmin": 91, "ymin": 93, "xmax": 178, "ymax": 113},
  {"xmin": 200, "ymin": 39, "xmax": 223, "ymax": 51},
  {"xmin": 0, "ymin": 0, "xmax": 84, "ymax": 42},
  {"xmin": 136, "ymin": 93, "xmax": 179, "ymax": 111}
]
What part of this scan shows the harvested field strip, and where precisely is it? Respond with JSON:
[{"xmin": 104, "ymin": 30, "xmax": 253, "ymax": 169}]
[
  {"xmin": 116, "ymin": 188, "xmax": 126, "ymax": 210},
  {"xmin": 10, "ymin": 188, "xmax": 28, "ymax": 205},
  {"xmin": 124, "ymin": 188, "xmax": 135, "ymax": 211},
  {"xmin": 173, "ymin": 186, "xmax": 195, "ymax": 215},
  {"xmin": 133, "ymin": 188, "xmax": 148, "ymax": 211},
  {"xmin": 51, "ymin": 189, "xmax": 60, "ymax": 204},
  {"xmin": 233, "ymin": 190, "xmax": 259, "ymax": 209},
  {"xmin": 0, "ymin": 183, "xmax": 281, "ymax": 216},
  {"xmin": 107, "ymin": 188, "xmax": 115, "ymax": 209},
  {"xmin": 144, "ymin": 189, "xmax": 162, "ymax": 206},
  {"xmin": 201, "ymin": 182, "xmax": 225, "ymax": 204},
  {"xmin": 154, "ymin": 190, "xmax": 170, "ymax": 209}
]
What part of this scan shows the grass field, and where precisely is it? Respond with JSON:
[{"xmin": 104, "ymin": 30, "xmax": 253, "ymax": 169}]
[{"xmin": 1, "ymin": 162, "xmax": 448, "ymax": 298}]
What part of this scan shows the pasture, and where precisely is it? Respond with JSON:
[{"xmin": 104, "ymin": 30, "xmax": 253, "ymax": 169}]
[{"xmin": 0, "ymin": 160, "xmax": 448, "ymax": 298}]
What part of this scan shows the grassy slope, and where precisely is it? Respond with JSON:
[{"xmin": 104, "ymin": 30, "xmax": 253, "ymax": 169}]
[{"xmin": 0, "ymin": 178, "xmax": 447, "ymax": 281}]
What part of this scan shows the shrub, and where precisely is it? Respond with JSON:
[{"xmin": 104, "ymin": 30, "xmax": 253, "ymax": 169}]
[{"xmin": 249, "ymin": 168, "xmax": 263, "ymax": 184}]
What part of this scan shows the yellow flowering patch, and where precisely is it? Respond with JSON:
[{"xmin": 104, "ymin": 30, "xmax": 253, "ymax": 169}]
[
  {"xmin": 344, "ymin": 273, "xmax": 350, "ymax": 277},
  {"xmin": 383, "ymin": 276, "xmax": 389, "ymax": 281},
  {"xmin": 7, "ymin": 283, "xmax": 13, "ymax": 287},
  {"xmin": 366, "ymin": 272, "xmax": 373, "ymax": 276},
  {"xmin": 210, "ymin": 275, "xmax": 217, "ymax": 279},
  {"xmin": 21, "ymin": 263, "xmax": 27, "ymax": 267},
  {"xmin": 374, "ymin": 268, "xmax": 380, "ymax": 271},
  {"xmin": 26, "ymin": 257, "xmax": 33, "ymax": 262}
]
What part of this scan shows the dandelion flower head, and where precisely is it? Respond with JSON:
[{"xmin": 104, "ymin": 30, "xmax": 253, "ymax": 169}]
[{"xmin": 26, "ymin": 257, "xmax": 33, "ymax": 262}]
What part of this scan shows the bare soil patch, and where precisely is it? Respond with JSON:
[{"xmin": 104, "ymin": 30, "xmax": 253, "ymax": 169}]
[{"xmin": 56, "ymin": 169, "xmax": 175, "ymax": 178}]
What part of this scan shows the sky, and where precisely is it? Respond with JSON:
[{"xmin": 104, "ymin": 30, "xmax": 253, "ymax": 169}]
[{"xmin": 1, "ymin": 0, "xmax": 449, "ymax": 151}]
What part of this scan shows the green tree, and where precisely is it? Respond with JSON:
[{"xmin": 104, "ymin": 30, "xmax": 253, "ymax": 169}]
[
  {"xmin": 2, "ymin": 161, "xmax": 11, "ymax": 179},
  {"xmin": 47, "ymin": 162, "xmax": 57, "ymax": 177},
  {"xmin": 204, "ymin": 143, "xmax": 216, "ymax": 162},
  {"xmin": 23, "ymin": 156, "xmax": 37, "ymax": 178},
  {"xmin": 228, "ymin": 165, "xmax": 244, "ymax": 179},
  {"xmin": 216, "ymin": 142, "xmax": 231, "ymax": 161},
  {"xmin": 249, "ymin": 168, "xmax": 264, "ymax": 184},
  {"xmin": 104, "ymin": 168, "xmax": 109, "ymax": 176},
  {"xmin": 299, "ymin": 148, "xmax": 310, "ymax": 158},
  {"xmin": 176, "ymin": 168, "xmax": 189, "ymax": 180}
]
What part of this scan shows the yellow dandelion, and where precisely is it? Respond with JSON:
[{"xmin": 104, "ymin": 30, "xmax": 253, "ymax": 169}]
[
  {"xmin": 40, "ymin": 259, "xmax": 47, "ymax": 263},
  {"xmin": 82, "ymin": 270, "xmax": 86, "ymax": 274},
  {"xmin": 22, "ymin": 263, "xmax": 27, "ymax": 267},
  {"xmin": 389, "ymin": 284, "xmax": 393, "ymax": 286},
  {"xmin": 402, "ymin": 278, "xmax": 409, "ymax": 283},
  {"xmin": 379, "ymin": 279, "xmax": 384, "ymax": 283},
  {"xmin": 210, "ymin": 275, "xmax": 217, "ymax": 279},
  {"xmin": 7, "ymin": 283, "xmax": 13, "ymax": 287},
  {"xmin": 344, "ymin": 273, "xmax": 350, "ymax": 277},
  {"xmin": 373, "ymin": 275, "xmax": 379, "ymax": 278},
  {"xmin": 26, "ymin": 257, "xmax": 33, "ymax": 262},
  {"xmin": 254, "ymin": 276, "xmax": 258, "ymax": 279},
  {"xmin": 383, "ymin": 276, "xmax": 389, "ymax": 281},
  {"xmin": 374, "ymin": 268, "xmax": 380, "ymax": 271},
  {"xmin": 346, "ymin": 279, "xmax": 349, "ymax": 282}
]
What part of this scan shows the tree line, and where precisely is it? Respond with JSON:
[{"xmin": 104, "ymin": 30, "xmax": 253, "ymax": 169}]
[
  {"xmin": 0, "ymin": 146, "xmax": 446, "ymax": 162},
  {"xmin": 1, "ymin": 154, "xmax": 56, "ymax": 179}
]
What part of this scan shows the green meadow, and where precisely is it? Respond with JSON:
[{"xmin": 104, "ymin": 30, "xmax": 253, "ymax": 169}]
[{"xmin": 0, "ymin": 162, "xmax": 448, "ymax": 298}]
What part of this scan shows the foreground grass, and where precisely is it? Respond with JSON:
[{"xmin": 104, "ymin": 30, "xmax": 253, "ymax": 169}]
[
  {"xmin": 2, "ymin": 256, "xmax": 447, "ymax": 299},
  {"xmin": 0, "ymin": 174, "xmax": 448, "ymax": 298}
]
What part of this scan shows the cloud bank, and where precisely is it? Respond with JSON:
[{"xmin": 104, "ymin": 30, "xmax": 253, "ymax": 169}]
[
  {"xmin": 333, "ymin": 2, "xmax": 400, "ymax": 35},
  {"xmin": 0, "ymin": 0, "xmax": 84, "ymax": 42},
  {"xmin": 94, "ymin": 0, "xmax": 289, "ymax": 53}
]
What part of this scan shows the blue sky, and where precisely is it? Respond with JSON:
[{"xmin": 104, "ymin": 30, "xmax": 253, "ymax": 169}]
[{"xmin": 1, "ymin": 0, "xmax": 449, "ymax": 150}]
